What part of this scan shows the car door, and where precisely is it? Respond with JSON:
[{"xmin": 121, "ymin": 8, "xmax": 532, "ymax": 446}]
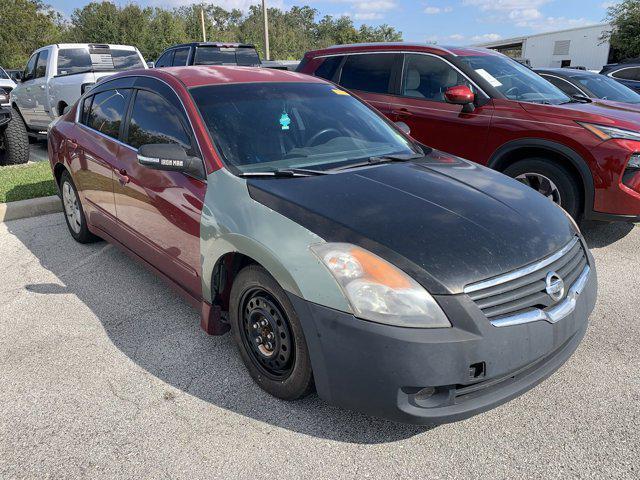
[
  {"xmin": 112, "ymin": 79, "xmax": 206, "ymax": 298},
  {"xmin": 610, "ymin": 67, "xmax": 640, "ymax": 93},
  {"xmin": 13, "ymin": 52, "xmax": 38, "ymax": 126},
  {"xmin": 29, "ymin": 47, "xmax": 52, "ymax": 128},
  {"xmin": 386, "ymin": 53, "xmax": 494, "ymax": 163},
  {"xmin": 334, "ymin": 53, "xmax": 400, "ymax": 119},
  {"xmin": 72, "ymin": 78, "xmax": 135, "ymax": 232}
]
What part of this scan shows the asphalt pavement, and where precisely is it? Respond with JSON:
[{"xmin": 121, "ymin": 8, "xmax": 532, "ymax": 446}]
[{"xmin": 0, "ymin": 212, "xmax": 638, "ymax": 479}]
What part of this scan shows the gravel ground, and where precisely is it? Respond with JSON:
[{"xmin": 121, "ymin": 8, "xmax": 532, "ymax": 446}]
[{"xmin": 0, "ymin": 213, "xmax": 638, "ymax": 479}]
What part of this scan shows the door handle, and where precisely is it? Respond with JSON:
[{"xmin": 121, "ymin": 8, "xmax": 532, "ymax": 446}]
[
  {"xmin": 67, "ymin": 139, "xmax": 78, "ymax": 150},
  {"xmin": 391, "ymin": 108, "xmax": 413, "ymax": 117},
  {"xmin": 117, "ymin": 169, "xmax": 130, "ymax": 185}
]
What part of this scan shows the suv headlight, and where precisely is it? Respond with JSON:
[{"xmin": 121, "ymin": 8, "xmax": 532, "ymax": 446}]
[
  {"xmin": 310, "ymin": 243, "xmax": 451, "ymax": 328},
  {"xmin": 579, "ymin": 122, "xmax": 640, "ymax": 142}
]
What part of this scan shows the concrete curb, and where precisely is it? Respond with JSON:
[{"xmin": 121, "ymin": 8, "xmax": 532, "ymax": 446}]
[{"xmin": 0, "ymin": 195, "xmax": 62, "ymax": 222}]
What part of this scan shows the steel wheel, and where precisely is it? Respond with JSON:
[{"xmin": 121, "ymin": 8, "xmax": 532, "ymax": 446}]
[
  {"xmin": 62, "ymin": 180, "xmax": 82, "ymax": 234},
  {"xmin": 515, "ymin": 172, "xmax": 562, "ymax": 204},
  {"xmin": 240, "ymin": 287, "xmax": 295, "ymax": 380}
]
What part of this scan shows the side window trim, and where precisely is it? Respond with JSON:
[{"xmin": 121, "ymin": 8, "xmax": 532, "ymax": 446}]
[
  {"xmin": 541, "ymin": 74, "xmax": 586, "ymax": 96},
  {"xmin": 23, "ymin": 52, "xmax": 38, "ymax": 81},
  {"xmin": 35, "ymin": 48, "xmax": 49, "ymax": 79},
  {"xmin": 611, "ymin": 67, "xmax": 640, "ymax": 82}
]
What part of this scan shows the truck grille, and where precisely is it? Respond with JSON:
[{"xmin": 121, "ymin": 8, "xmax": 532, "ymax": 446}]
[{"xmin": 464, "ymin": 237, "xmax": 587, "ymax": 319}]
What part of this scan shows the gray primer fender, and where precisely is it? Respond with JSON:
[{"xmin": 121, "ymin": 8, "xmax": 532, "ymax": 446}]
[{"xmin": 200, "ymin": 168, "xmax": 351, "ymax": 313}]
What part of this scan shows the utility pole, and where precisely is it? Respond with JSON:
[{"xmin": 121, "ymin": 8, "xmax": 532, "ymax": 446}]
[
  {"xmin": 200, "ymin": 8, "xmax": 207, "ymax": 42},
  {"xmin": 262, "ymin": 0, "xmax": 270, "ymax": 60}
]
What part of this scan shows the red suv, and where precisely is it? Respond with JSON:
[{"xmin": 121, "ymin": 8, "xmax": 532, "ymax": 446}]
[{"xmin": 298, "ymin": 43, "xmax": 640, "ymax": 222}]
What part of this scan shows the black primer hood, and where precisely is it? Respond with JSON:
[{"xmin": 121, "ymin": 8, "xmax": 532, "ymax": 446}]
[{"xmin": 247, "ymin": 152, "xmax": 575, "ymax": 295}]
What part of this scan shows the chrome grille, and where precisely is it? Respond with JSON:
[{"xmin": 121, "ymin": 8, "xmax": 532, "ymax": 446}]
[{"xmin": 464, "ymin": 237, "xmax": 587, "ymax": 320}]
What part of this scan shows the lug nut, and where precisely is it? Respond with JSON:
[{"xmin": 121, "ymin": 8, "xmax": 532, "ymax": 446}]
[
  {"xmin": 261, "ymin": 320, "xmax": 268, "ymax": 327},
  {"xmin": 266, "ymin": 342, "xmax": 273, "ymax": 350},
  {"xmin": 252, "ymin": 323, "xmax": 259, "ymax": 329},
  {"xmin": 267, "ymin": 333, "xmax": 274, "ymax": 340},
  {"xmin": 255, "ymin": 337, "xmax": 263, "ymax": 345}
]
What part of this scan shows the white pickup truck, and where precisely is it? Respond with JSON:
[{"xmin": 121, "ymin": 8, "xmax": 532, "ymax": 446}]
[{"xmin": 11, "ymin": 43, "xmax": 147, "ymax": 132}]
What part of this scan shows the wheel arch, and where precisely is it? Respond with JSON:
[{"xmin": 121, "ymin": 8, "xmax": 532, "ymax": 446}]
[{"xmin": 488, "ymin": 139, "xmax": 595, "ymax": 217}]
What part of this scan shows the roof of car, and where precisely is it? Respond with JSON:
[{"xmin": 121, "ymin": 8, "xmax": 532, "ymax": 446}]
[
  {"xmin": 304, "ymin": 42, "xmax": 500, "ymax": 58},
  {"xmin": 163, "ymin": 42, "xmax": 256, "ymax": 49},
  {"xmin": 117, "ymin": 65, "xmax": 328, "ymax": 88},
  {"xmin": 536, "ymin": 68, "xmax": 597, "ymax": 77}
]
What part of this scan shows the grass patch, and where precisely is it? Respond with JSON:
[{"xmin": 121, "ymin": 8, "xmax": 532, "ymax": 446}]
[{"xmin": 0, "ymin": 162, "xmax": 57, "ymax": 203}]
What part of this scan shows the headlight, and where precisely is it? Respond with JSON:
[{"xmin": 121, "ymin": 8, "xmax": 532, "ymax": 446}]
[
  {"xmin": 310, "ymin": 243, "xmax": 451, "ymax": 328},
  {"xmin": 579, "ymin": 122, "xmax": 640, "ymax": 142}
]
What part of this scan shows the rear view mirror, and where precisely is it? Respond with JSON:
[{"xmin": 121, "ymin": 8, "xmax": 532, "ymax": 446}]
[
  {"xmin": 445, "ymin": 85, "xmax": 476, "ymax": 113},
  {"xmin": 395, "ymin": 121, "xmax": 411, "ymax": 135}
]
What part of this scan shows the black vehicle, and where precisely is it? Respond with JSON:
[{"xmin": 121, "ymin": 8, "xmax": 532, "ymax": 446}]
[
  {"xmin": 537, "ymin": 68, "xmax": 640, "ymax": 104},
  {"xmin": 155, "ymin": 42, "xmax": 262, "ymax": 68},
  {"xmin": 0, "ymin": 90, "xmax": 28, "ymax": 165},
  {"xmin": 600, "ymin": 61, "xmax": 640, "ymax": 94}
]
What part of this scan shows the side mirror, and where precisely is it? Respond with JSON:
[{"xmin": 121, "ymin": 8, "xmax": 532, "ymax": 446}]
[
  {"xmin": 146, "ymin": 61, "xmax": 155, "ymax": 69},
  {"xmin": 137, "ymin": 143, "xmax": 203, "ymax": 177},
  {"xmin": 445, "ymin": 85, "xmax": 476, "ymax": 113},
  {"xmin": 571, "ymin": 93, "xmax": 591, "ymax": 103},
  {"xmin": 14, "ymin": 71, "xmax": 22, "ymax": 81},
  {"xmin": 395, "ymin": 121, "xmax": 411, "ymax": 135},
  {"xmin": 63, "ymin": 105, "xmax": 72, "ymax": 115}
]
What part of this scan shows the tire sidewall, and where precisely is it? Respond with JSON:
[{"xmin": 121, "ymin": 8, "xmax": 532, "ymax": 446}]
[
  {"xmin": 59, "ymin": 171, "xmax": 96, "ymax": 243},
  {"xmin": 0, "ymin": 108, "xmax": 29, "ymax": 165},
  {"xmin": 504, "ymin": 158, "xmax": 581, "ymax": 219},
  {"xmin": 229, "ymin": 265, "xmax": 314, "ymax": 400}
]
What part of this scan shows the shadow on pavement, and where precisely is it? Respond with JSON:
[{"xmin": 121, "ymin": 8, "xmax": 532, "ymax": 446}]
[
  {"xmin": 10, "ymin": 214, "xmax": 431, "ymax": 444},
  {"xmin": 581, "ymin": 221, "xmax": 635, "ymax": 248}
]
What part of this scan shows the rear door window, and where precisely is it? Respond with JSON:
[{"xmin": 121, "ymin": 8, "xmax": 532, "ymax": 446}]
[
  {"xmin": 338, "ymin": 53, "xmax": 398, "ymax": 94},
  {"xmin": 172, "ymin": 48, "xmax": 190, "ymax": 66},
  {"xmin": 126, "ymin": 89, "xmax": 192, "ymax": 151},
  {"xmin": 87, "ymin": 89, "xmax": 131, "ymax": 139}
]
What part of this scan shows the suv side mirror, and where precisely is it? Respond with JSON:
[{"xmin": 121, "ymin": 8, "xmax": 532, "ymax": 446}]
[
  {"xmin": 445, "ymin": 85, "xmax": 476, "ymax": 113},
  {"xmin": 146, "ymin": 61, "xmax": 155, "ymax": 69},
  {"xmin": 14, "ymin": 71, "xmax": 22, "ymax": 81},
  {"xmin": 137, "ymin": 143, "xmax": 203, "ymax": 177}
]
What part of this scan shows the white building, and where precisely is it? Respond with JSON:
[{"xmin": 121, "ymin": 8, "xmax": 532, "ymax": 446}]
[{"xmin": 475, "ymin": 23, "xmax": 613, "ymax": 71}]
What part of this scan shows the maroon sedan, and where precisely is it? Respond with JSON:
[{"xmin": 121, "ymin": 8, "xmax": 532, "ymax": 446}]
[{"xmin": 298, "ymin": 43, "xmax": 640, "ymax": 222}]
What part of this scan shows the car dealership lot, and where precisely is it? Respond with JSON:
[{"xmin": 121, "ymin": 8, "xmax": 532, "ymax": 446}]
[{"xmin": 0, "ymin": 213, "xmax": 638, "ymax": 479}]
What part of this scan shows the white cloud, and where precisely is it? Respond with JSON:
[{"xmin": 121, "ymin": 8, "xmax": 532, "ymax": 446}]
[
  {"xmin": 423, "ymin": 5, "xmax": 453, "ymax": 15},
  {"xmin": 448, "ymin": 33, "xmax": 465, "ymax": 41},
  {"xmin": 522, "ymin": 16, "xmax": 595, "ymax": 31},
  {"xmin": 354, "ymin": 12, "xmax": 384, "ymax": 19},
  {"xmin": 471, "ymin": 33, "xmax": 502, "ymax": 42},
  {"xmin": 330, "ymin": 0, "xmax": 397, "ymax": 22},
  {"xmin": 509, "ymin": 8, "xmax": 542, "ymax": 22},
  {"xmin": 354, "ymin": 0, "xmax": 396, "ymax": 12},
  {"xmin": 157, "ymin": 0, "xmax": 285, "ymax": 11}
]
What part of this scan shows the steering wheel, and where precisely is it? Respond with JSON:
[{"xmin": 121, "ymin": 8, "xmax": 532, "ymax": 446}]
[
  {"xmin": 505, "ymin": 86, "xmax": 520, "ymax": 99},
  {"xmin": 306, "ymin": 128, "xmax": 341, "ymax": 147}
]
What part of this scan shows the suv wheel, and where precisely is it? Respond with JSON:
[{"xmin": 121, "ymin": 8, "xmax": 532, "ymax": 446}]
[
  {"xmin": 504, "ymin": 158, "xmax": 581, "ymax": 219},
  {"xmin": 229, "ymin": 265, "xmax": 314, "ymax": 400},
  {"xmin": 0, "ymin": 108, "xmax": 29, "ymax": 165}
]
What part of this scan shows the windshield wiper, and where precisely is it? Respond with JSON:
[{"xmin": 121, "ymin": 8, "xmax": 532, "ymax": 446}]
[
  {"xmin": 327, "ymin": 153, "xmax": 424, "ymax": 172},
  {"xmin": 238, "ymin": 167, "xmax": 326, "ymax": 178}
]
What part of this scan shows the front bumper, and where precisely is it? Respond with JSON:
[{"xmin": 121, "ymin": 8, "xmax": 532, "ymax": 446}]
[{"xmin": 290, "ymin": 263, "xmax": 597, "ymax": 425}]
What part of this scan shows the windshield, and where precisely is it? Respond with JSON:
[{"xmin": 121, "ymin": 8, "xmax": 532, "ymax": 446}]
[
  {"xmin": 194, "ymin": 47, "xmax": 261, "ymax": 66},
  {"xmin": 460, "ymin": 55, "xmax": 571, "ymax": 105},
  {"xmin": 573, "ymin": 74, "xmax": 640, "ymax": 103},
  {"xmin": 57, "ymin": 47, "xmax": 143, "ymax": 75},
  {"xmin": 191, "ymin": 82, "xmax": 417, "ymax": 173}
]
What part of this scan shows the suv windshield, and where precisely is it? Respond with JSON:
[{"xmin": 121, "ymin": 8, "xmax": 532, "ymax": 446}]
[
  {"xmin": 460, "ymin": 55, "xmax": 571, "ymax": 105},
  {"xmin": 57, "ymin": 47, "xmax": 143, "ymax": 76},
  {"xmin": 191, "ymin": 82, "xmax": 417, "ymax": 173},
  {"xmin": 572, "ymin": 73, "xmax": 640, "ymax": 103},
  {"xmin": 194, "ymin": 47, "xmax": 261, "ymax": 67}
]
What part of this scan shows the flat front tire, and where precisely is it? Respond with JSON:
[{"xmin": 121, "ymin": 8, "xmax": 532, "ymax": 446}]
[
  {"xmin": 59, "ymin": 170, "xmax": 99, "ymax": 243},
  {"xmin": 229, "ymin": 265, "xmax": 314, "ymax": 400}
]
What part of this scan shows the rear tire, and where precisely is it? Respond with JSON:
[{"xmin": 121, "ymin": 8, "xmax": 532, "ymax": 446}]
[
  {"xmin": 59, "ymin": 170, "xmax": 99, "ymax": 244},
  {"xmin": 0, "ymin": 108, "xmax": 29, "ymax": 165},
  {"xmin": 229, "ymin": 265, "xmax": 314, "ymax": 400},
  {"xmin": 504, "ymin": 158, "xmax": 581, "ymax": 219}
]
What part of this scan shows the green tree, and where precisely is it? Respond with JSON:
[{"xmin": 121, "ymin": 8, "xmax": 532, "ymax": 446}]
[
  {"xmin": 0, "ymin": 0, "xmax": 65, "ymax": 69},
  {"xmin": 603, "ymin": 0, "xmax": 640, "ymax": 60}
]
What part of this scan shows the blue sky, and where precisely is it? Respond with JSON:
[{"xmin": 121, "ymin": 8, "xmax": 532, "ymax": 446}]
[{"xmin": 51, "ymin": 0, "xmax": 620, "ymax": 45}]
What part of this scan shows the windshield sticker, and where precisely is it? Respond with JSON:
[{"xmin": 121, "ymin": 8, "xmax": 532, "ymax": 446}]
[
  {"xmin": 475, "ymin": 68, "xmax": 502, "ymax": 87},
  {"xmin": 332, "ymin": 88, "xmax": 350, "ymax": 96},
  {"xmin": 279, "ymin": 112, "xmax": 291, "ymax": 130}
]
